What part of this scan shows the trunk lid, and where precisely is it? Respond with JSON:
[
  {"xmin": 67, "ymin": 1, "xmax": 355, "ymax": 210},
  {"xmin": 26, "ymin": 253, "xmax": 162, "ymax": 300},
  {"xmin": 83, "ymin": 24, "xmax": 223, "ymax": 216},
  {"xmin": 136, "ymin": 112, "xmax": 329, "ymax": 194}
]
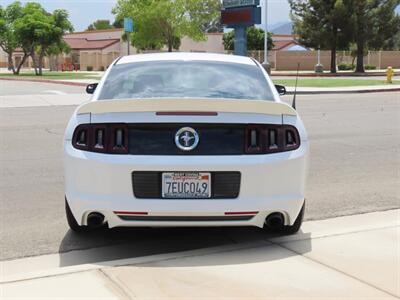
[{"xmin": 77, "ymin": 98, "xmax": 296, "ymax": 117}]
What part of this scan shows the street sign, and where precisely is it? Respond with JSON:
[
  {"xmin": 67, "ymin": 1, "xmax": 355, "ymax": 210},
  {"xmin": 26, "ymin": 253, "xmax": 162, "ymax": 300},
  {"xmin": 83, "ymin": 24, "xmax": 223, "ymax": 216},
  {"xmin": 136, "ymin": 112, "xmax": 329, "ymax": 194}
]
[
  {"xmin": 223, "ymin": 0, "xmax": 259, "ymax": 9},
  {"xmin": 124, "ymin": 17, "xmax": 134, "ymax": 33}
]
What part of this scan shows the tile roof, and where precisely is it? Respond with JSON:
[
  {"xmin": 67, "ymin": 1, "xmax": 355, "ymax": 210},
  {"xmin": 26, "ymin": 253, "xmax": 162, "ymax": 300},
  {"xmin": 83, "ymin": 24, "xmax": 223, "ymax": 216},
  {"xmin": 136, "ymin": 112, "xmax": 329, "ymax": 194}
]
[
  {"xmin": 272, "ymin": 40, "xmax": 298, "ymax": 51},
  {"xmin": 64, "ymin": 38, "xmax": 120, "ymax": 50},
  {"xmin": 65, "ymin": 28, "xmax": 123, "ymax": 35}
]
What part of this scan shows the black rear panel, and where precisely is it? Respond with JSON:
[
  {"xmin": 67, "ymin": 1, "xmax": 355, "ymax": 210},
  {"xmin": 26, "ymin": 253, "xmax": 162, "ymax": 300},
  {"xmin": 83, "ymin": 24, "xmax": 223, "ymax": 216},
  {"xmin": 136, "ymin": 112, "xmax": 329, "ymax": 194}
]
[
  {"xmin": 128, "ymin": 124, "xmax": 244, "ymax": 155},
  {"xmin": 132, "ymin": 171, "xmax": 241, "ymax": 199},
  {"xmin": 117, "ymin": 215, "xmax": 254, "ymax": 221}
]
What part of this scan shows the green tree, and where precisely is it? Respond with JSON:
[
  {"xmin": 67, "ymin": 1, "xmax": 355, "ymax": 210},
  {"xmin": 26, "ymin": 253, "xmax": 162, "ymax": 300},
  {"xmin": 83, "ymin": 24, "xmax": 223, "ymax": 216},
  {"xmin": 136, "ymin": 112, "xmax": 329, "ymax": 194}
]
[
  {"xmin": 289, "ymin": 0, "xmax": 352, "ymax": 73},
  {"xmin": 113, "ymin": 18, "xmax": 124, "ymax": 28},
  {"xmin": 223, "ymin": 27, "xmax": 274, "ymax": 51},
  {"xmin": 35, "ymin": 9, "xmax": 73, "ymax": 74},
  {"xmin": 393, "ymin": 31, "xmax": 400, "ymax": 50},
  {"xmin": 112, "ymin": 0, "xmax": 220, "ymax": 52},
  {"xmin": 87, "ymin": 19, "xmax": 113, "ymax": 31},
  {"xmin": 47, "ymin": 41, "xmax": 71, "ymax": 71},
  {"xmin": 351, "ymin": 0, "xmax": 400, "ymax": 72},
  {"xmin": 0, "ymin": 1, "xmax": 23, "ymax": 74},
  {"xmin": 198, "ymin": 0, "xmax": 223, "ymax": 33},
  {"xmin": 13, "ymin": 3, "xmax": 73, "ymax": 75},
  {"xmin": 12, "ymin": 2, "xmax": 46, "ymax": 74}
]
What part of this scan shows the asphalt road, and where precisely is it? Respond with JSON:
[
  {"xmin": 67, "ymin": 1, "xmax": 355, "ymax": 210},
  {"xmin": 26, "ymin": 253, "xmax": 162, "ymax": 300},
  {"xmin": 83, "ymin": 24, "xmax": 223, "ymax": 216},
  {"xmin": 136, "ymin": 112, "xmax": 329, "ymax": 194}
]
[
  {"xmin": 0, "ymin": 80, "xmax": 85, "ymax": 95},
  {"xmin": 0, "ymin": 89, "xmax": 399, "ymax": 262}
]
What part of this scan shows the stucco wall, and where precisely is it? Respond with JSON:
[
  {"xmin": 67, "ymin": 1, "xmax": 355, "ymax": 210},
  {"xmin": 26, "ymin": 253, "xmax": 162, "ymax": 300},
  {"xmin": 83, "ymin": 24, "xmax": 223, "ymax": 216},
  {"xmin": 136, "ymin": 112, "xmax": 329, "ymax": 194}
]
[
  {"xmin": 274, "ymin": 51, "xmax": 332, "ymax": 71},
  {"xmin": 0, "ymin": 48, "xmax": 8, "ymax": 68},
  {"xmin": 179, "ymin": 33, "xmax": 224, "ymax": 53},
  {"xmin": 273, "ymin": 50, "xmax": 400, "ymax": 71},
  {"xmin": 80, "ymin": 50, "xmax": 119, "ymax": 71}
]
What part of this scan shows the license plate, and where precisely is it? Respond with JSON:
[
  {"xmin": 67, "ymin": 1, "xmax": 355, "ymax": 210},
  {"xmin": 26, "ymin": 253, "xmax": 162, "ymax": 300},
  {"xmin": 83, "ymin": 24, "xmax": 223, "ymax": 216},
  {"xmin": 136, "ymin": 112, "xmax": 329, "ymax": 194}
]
[{"xmin": 162, "ymin": 172, "xmax": 211, "ymax": 199}]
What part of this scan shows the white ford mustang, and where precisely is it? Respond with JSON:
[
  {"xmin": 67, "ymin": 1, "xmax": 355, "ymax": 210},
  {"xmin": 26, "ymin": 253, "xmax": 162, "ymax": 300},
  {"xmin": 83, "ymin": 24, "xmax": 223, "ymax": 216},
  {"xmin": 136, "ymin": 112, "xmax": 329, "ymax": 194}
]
[{"xmin": 64, "ymin": 52, "xmax": 309, "ymax": 234}]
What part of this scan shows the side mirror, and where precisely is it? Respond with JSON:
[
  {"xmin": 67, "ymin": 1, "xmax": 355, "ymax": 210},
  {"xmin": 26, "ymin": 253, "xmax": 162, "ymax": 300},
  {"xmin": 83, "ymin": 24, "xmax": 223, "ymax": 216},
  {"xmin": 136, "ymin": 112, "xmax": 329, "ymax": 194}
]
[
  {"xmin": 275, "ymin": 85, "xmax": 286, "ymax": 96},
  {"xmin": 86, "ymin": 83, "xmax": 98, "ymax": 94}
]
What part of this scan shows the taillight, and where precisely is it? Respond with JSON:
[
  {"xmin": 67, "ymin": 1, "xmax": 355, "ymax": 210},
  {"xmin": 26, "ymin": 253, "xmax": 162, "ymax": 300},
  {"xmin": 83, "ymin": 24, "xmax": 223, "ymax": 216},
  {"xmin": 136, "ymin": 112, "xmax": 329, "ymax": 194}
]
[
  {"xmin": 72, "ymin": 123, "xmax": 128, "ymax": 154},
  {"xmin": 245, "ymin": 125, "xmax": 300, "ymax": 154}
]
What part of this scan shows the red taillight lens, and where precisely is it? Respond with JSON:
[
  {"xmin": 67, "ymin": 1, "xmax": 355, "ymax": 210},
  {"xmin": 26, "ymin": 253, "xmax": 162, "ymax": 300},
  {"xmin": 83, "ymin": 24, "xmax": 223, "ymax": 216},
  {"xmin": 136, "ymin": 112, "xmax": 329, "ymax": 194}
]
[
  {"xmin": 245, "ymin": 125, "xmax": 300, "ymax": 154},
  {"xmin": 72, "ymin": 123, "xmax": 128, "ymax": 154}
]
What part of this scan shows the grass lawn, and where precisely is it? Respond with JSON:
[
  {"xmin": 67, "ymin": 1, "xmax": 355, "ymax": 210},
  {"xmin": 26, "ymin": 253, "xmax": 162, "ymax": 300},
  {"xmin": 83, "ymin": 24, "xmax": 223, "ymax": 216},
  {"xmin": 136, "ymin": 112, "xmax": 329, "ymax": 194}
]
[
  {"xmin": 0, "ymin": 71, "xmax": 101, "ymax": 80},
  {"xmin": 273, "ymin": 78, "xmax": 400, "ymax": 87}
]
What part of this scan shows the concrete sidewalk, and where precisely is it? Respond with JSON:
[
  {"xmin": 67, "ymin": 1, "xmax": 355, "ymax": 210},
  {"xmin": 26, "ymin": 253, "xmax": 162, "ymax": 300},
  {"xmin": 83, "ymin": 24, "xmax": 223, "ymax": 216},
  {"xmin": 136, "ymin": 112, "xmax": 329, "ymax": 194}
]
[
  {"xmin": 0, "ymin": 93, "xmax": 90, "ymax": 108},
  {"xmin": 271, "ymin": 69, "xmax": 400, "ymax": 77},
  {"xmin": 285, "ymin": 84, "xmax": 400, "ymax": 94},
  {"xmin": 1, "ymin": 209, "xmax": 399, "ymax": 299}
]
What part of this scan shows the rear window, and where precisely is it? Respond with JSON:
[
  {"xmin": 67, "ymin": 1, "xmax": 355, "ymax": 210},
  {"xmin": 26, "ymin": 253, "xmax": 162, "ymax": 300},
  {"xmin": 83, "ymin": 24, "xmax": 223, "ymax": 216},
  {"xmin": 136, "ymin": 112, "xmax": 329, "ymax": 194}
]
[{"xmin": 98, "ymin": 60, "xmax": 274, "ymax": 101}]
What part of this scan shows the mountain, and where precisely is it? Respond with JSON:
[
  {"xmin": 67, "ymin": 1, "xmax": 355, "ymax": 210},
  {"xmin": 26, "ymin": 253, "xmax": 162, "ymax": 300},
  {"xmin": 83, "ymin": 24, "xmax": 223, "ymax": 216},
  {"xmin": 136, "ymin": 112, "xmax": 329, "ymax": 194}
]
[{"xmin": 270, "ymin": 22, "xmax": 293, "ymax": 35}]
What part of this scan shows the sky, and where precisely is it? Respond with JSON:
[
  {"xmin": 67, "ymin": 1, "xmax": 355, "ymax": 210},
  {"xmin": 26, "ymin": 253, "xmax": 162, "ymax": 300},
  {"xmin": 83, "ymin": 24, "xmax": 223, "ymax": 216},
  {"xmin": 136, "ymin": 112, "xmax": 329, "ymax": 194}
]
[
  {"xmin": 1, "ymin": 0, "xmax": 292, "ymax": 32},
  {"xmin": 2, "ymin": 0, "xmax": 399, "ymax": 32}
]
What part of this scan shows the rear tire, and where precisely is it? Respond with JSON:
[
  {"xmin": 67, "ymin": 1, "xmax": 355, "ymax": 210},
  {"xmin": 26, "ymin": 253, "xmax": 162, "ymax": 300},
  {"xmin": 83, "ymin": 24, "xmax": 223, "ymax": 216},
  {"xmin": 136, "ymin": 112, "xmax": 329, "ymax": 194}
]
[
  {"xmin": 265, "ymin": 202, "xmax": 305, "ymax": 235},
  {"xmin": 65, "ymin": 198, "xmax": 87, "ymax": 233}
]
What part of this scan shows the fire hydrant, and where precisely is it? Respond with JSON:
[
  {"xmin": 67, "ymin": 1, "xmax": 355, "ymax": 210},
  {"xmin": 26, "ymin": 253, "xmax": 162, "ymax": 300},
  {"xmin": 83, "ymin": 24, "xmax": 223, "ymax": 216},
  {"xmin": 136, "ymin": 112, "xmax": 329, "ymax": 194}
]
[{"xmin": 386, "ymin": 66, "xmax": 394, "ymax": 84}]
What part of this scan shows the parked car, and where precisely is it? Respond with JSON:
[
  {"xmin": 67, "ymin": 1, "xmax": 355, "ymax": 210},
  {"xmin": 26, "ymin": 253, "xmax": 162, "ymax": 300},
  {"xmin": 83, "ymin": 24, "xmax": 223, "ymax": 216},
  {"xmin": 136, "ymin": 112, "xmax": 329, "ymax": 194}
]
[{"xmin": 64, "ymin": 52, "xmax": 309, "ymax": 234}]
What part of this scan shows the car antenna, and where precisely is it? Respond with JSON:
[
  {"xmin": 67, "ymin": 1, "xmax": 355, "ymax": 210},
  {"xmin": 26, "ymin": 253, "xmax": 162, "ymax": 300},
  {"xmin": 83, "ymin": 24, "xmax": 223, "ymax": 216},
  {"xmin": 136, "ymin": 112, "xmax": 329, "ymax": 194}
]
[{"xmin": 292, "ymin": 63, "xmax": 300, "ymax": 110}]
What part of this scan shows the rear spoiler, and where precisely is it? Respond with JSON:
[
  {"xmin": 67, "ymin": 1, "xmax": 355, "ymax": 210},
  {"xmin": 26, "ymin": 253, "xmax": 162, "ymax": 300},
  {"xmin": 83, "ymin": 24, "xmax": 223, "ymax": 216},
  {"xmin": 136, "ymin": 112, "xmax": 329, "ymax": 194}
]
[{"xmin": 77, "ymin": 98, "xmax": 297, "ymax": 116}]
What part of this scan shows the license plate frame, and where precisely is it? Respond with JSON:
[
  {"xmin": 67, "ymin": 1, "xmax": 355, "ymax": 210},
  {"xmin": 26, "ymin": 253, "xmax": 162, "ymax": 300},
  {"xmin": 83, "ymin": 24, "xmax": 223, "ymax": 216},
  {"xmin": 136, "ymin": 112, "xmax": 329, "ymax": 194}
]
[{"xmin": 161, "ymin": 172, "xmax": 211, "ymax": 199}]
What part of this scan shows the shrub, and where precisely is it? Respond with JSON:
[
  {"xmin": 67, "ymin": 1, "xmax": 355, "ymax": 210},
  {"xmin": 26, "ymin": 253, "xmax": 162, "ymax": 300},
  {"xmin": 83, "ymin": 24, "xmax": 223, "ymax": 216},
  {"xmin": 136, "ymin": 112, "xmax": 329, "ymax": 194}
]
[
  {"xmin": 365, "ymin": 65, "xmax": 377, "ymax": 70},
  {"xmin": 86, "ymin": 66, "xmax": 93, "ymax": 71},
  {"xmin": 338, "ymin": 63, "xmax": 354, "ymax": 71},
  {"xmin": 99, "ymin": 66, "xmax": 105, "ymax": 71}
]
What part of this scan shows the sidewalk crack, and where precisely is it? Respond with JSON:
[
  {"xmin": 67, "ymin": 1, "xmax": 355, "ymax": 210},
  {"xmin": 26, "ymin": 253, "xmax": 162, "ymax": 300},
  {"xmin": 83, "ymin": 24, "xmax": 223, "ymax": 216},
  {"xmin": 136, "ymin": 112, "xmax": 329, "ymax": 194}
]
[{"xmin": 98, "ymin": 268, "xmax": 134, "ymax": 300}]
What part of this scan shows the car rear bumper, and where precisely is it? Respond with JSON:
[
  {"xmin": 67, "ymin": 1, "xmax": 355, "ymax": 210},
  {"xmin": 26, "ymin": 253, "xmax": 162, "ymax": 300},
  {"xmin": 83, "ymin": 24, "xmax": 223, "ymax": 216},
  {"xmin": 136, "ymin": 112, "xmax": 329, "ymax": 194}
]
[{"xmin": 64, "ymin": 141, "xmax": 309, "ymax": 228}]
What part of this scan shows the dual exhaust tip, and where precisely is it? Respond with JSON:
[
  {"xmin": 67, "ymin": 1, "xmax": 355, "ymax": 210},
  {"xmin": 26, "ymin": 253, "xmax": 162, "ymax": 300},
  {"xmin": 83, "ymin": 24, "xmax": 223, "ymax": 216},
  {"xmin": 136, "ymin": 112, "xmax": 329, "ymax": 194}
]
[
  {"xmin": 265, "ymin": 212, "xmax": 285, "ymax": 230},
  {"xmin": 87, "ymin": 212, "xmax": 105, "ymax": 229}
]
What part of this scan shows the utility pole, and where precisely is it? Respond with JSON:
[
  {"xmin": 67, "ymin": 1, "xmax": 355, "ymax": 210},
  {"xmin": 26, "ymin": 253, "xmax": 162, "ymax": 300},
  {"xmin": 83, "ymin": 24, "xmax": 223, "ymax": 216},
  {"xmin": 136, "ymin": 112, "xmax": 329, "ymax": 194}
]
[
  {"xmin": 127, "ymin": 34, "xmax": 130, "ymax": 56},
  {"xmin": 315, "ymin": 44, "xmax": 323, "ymax": 73},
  {"xmin": 262, "ymin": 0, "xmax": 271, "ymax": 74}
]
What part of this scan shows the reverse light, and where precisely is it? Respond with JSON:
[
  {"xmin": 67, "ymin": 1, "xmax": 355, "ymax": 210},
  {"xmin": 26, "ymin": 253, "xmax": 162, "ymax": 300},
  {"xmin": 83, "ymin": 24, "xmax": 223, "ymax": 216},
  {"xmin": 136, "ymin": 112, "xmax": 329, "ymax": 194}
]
[
  {"xmin": 76, "ymin": 129, "xmax": 87, "ymax": 147},
  {"xmin": 245, "ymin": 124, "xmax": 300, "ymax": 154},
  {"xmin": 94, "ymin": 127, "xmax": 106, "ymax": 150},
  {"xmin": 72, "ymin": 123, "xmax": 128, "ymax": 154},
  {"xmin": 115, "ymin": 129, "xmax": 124, "ymax": 148}
]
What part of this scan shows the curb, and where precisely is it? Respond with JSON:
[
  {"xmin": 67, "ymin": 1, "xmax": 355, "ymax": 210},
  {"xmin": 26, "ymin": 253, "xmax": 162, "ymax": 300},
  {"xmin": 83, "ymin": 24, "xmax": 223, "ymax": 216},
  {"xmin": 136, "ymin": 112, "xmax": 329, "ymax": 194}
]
[
  {"xmin": 271, "ymin": 72, "xmax": 400, "ymax": 77},
  {"xmin": 0, "ymin": 77, "xmax": 88, "ymax": 87},
  {"xmin": 1, "ymin": 209, "xmax": 399, "ymax": 286},
  {"xmin": 2, "ymin": 77, "xmax": 399, "ymax": 95},
  {"xmin": 286, "ymin": 87, "xmax": 400, "ymax": 95}
]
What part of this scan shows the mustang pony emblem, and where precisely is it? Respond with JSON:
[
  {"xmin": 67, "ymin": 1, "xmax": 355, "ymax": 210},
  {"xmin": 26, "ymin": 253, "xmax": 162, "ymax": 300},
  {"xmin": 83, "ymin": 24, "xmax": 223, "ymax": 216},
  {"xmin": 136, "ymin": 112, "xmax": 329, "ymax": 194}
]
[
  {"xmin": 175, "ymin": 127, "xmax": 199, "ymax": 151},
  {"xmin": 180, "ymin": 132, "xmax": 195, "ymax": 147}
]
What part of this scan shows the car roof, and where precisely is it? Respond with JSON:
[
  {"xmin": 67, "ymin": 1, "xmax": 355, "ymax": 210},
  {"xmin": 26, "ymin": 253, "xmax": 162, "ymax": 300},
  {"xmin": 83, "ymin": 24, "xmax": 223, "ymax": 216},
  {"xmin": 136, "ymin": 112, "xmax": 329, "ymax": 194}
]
[{"xmin": 116, "ymin": 52, "xmax": 257, "ymax": 66}]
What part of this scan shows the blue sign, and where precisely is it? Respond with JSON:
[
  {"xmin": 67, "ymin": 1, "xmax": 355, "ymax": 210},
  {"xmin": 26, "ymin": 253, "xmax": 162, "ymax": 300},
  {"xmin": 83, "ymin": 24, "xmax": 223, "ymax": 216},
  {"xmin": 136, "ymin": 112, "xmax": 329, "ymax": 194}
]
[{"xmin": 124, "ymin": 17, "xmax": 134, "ymax": 33}]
